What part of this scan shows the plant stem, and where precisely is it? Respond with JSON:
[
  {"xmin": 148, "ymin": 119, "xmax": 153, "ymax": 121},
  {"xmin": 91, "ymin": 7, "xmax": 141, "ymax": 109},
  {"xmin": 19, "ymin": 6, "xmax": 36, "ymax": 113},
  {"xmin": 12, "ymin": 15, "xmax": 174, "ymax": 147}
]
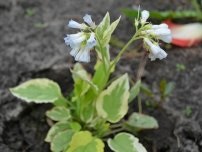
[
  {"xmin": 136, "ymin": 51, "xmax": 148, "ymax": 81},
  {"xmin": 110, "ymin": 34, "xmax": 141, "ymax": 72},
  {"xmin": 136, "ymin": 51, "xmax": 149, "ymax": 113},
  {"xmin": 138, "ymin": 94, "xmax": 142, "ymax": 113},
  {"xmin": 113, "ymin": 37, "xmax": 135, "ymax": 64},
  {"xmin": 103, "ymin": 127, "xmax": 125, "ymax": 137},
  {"xmin": 110, "ymin": 123, "xmax": 122, "ymax": 129}
]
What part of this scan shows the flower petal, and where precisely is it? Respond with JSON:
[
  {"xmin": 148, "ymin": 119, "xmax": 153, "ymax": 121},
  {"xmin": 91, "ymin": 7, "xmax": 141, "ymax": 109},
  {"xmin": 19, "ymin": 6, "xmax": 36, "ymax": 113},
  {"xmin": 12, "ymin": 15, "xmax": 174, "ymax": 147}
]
[
  {"xmin": 86, "ymin": 33, "xmax": 96, "ymax": 48},
  {"xmin": 141, "ymin": 10, "xmax": 150, "ymax": 24},
  {"xmin": 159, "ymin": 34, "xmax": 172, "ymax": 43},
  {"xmin": 75, "ymin": 47, "xmax": 90, "ymax": 62},
  {"xmin": 144, "ymin": 38, "xmax": 167, "ymax": 61},
  {"xmin": 68, "ymin": 20, "xmax": 87, "ymax": 29},
  {"xmin": 83, "ymin": 14, "xmax": 96, "ymax": 28}
]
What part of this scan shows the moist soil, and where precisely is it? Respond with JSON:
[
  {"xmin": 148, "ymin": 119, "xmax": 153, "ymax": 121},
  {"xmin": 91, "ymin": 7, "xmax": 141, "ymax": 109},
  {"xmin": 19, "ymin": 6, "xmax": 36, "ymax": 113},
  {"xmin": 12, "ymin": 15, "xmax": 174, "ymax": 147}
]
[{"xmin": 0, "ymin": 0, "xmax": 202, "ymax": 152}]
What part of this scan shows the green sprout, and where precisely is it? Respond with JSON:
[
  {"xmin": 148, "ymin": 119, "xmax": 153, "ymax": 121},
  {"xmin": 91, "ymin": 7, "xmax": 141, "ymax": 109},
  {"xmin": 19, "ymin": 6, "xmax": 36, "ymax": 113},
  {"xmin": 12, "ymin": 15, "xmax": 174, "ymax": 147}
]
[
  {"xmin": 25, "ymin": 8, "xmax": 35, "ymax": 17},
  {"xmin": 34, "ymin": 22, "xmax": 48, "ymax": 29},
  {"xmin": 176, "ymin": 63, "xmax": 186, "ymax": 72},
  {"xmin": 183, "ymin": 106, "xmax": 193, "ymax": 117}
]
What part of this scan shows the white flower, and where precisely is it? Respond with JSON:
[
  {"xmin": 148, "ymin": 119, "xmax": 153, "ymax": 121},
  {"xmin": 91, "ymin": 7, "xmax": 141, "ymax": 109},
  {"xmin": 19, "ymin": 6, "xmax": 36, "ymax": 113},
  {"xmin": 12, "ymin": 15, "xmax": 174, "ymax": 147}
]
[
  {"xmin": 64, "ymin": 32, "xmax": 86, "ymax": 48},
  {"xmin": 86, "ymin": 33, "xmax": 96, "ymax": 48},
  {"xmin": 142, "ymin": 23, "xmax": 172, "ymax": 43},
  {"xmin": 152, "ymin": 28, "xmax": 171, "ymax": 36},
  {"xmin": 144, "ymin": 38, "xmax": 167, "ymax": 61},
  {"xmin": 68, "ymin": 20, "xmax": 87, "ymax": 29},
  {"xmin": 158, "ymin": 34, "xmax": 172, "ymax": 43},
  {"xmin": 75, "ymin": 46, "xmax": 90, "ymax": 62},
  {"xmin": 64, "ymin": 32, "xmax": 96, "ymax": 62},
  {"xmin": 152, "ymin": 23, "xmax": 168, "ymax": 29},
  {"xmin": 83, "ymin": 14, "xmax": 96, "ymax": 28},
  {"xmin": 65, "ymin": 14, "xmax": 97, "ymax": 62},
  {"xmin": 141, "ymin": 10, "xmax": 150, "ymax": 24}
]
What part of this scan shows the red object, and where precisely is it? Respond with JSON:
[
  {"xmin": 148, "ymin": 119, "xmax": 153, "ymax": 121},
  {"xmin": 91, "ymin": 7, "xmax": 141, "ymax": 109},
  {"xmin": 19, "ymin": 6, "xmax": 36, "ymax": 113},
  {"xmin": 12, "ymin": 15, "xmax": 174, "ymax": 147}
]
[{"xmin": 164, "ymin": 20, "xmax": 202, "ymax": 47}]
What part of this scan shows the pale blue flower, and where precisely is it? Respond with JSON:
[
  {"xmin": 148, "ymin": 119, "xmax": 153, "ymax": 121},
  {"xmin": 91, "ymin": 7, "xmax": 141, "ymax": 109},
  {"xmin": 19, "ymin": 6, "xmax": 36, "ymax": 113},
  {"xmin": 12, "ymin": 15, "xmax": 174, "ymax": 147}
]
[
  {"xmin": 83, "ymin": 14, "xmax": 96, "ymax": 28},
  {"xmin": 68, "ymin": 20, "xmax": 87, "ymax": 29},
  {"xmin": 143, "ymin": 23, "xmax": 172, "ymax": 43},
  {"xmin": 65, "ymin": 15, "xmax": 97, "ymax": 62},
  {"xmin": 64, "ymin": 32, "xmax": 86, "ymax": 48},
  {"xmin": 75, "ymin": 46, "xmax": 90, "ymax": 62},
  {"xmin": 86, "ymin": 33, "xmax": 96, "ymax": 48},
  {"xmin": 144, "ymin": 38, "xmax": 167, "ymax": 61},
  {"xmin": 141, "ymin": 10, "xmax": 149, "ymax": 24},
  {"xmin": 152, "ymin": 23, "xmax": 168, "ymax": 29}
]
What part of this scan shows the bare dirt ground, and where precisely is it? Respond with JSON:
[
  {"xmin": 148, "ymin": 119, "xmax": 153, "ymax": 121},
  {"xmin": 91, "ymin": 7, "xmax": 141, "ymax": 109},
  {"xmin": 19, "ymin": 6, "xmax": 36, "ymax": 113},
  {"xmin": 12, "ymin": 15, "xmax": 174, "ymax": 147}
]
[{"xmin": 0, "ymin": 0, "xmax": 202, "ymax": 152}]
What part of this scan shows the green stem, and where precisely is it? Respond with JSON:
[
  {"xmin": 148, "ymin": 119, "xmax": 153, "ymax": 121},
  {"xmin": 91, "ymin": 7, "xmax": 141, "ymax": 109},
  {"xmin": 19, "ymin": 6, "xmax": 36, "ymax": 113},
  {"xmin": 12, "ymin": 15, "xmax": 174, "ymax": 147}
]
[
  {"xmin": 110, "ymin": 123, "xmax": 122, "ymax": 129},
  {"xmin": 95, "ymin": 34, "xmax": 108, "ymax": 74},
  {"xmin": 112, "ymin": 37, "xmax": 135, "ymax": 66},
  {"xmin": 109, "ymin": 34, "xmax": 141, "ymax": 73},
  {"xmin": 138, "ymin": 95, "xmax": 142, "ymax": 113},
  {"xmin": 103, "ymin": 127, "xmax": 125, "ymax": 137}
]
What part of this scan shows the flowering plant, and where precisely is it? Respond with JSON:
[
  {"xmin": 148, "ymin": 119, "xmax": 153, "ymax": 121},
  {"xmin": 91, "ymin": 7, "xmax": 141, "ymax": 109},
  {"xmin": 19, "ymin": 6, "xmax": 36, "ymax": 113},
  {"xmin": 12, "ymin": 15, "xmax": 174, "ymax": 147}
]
[{"xmin": 10, "ymin": 10, "xmax": 171, "ymax": 152}]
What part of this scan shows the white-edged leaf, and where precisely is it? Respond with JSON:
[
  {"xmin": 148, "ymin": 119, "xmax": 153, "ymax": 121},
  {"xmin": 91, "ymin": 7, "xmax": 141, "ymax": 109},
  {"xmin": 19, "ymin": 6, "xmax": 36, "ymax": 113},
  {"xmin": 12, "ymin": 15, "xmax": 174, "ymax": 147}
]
[
  {"xmin": 96, "ymin": 74, "xmax": 129, "ymax": 123},
  {"xmin": 126, "ymin": 112, "xmax": 159, "ymax": 130},
  {"xmin": 45, "ymin": 121, "xmax": 81, "ymax": 143},
  {"xmin": 66, "ymin": 131, "xmax": 104, "ymax": 152},
  {"xmin": 46, "ymin": 107, "xmax": 71, "ymax": 121},
  {"xmin": 10, "ymin": 78, "xmax": 62, "ymax": 103},
  {"xmin": 108, "ymin": 132, "xmax": 147, "ymax": 152},
  {"xmin": 51, "ymin": 130, "xmax": 74, "ymax": 152},
  {"xmin": 45, "ymin": 121, "xmax": 70, "ymax": 142},
  {"xmin": 96, "ymin": 12, "xmax": 110, "ymax": 38},
  {"xmin": 103, "ymin": 16, "xmax": 121, "ymax": 45},
  {"xmin": 72, "ymin": 63, "xmax": 98, "ymax": 96}
]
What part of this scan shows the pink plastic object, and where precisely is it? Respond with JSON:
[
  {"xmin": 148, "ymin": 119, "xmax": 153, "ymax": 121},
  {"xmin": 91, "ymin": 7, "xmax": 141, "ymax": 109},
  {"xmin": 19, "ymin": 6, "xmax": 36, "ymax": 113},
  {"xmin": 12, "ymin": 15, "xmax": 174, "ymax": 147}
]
[{"xmin": 164, "ymin": 20, "xmax": 202, "ymax": 47}]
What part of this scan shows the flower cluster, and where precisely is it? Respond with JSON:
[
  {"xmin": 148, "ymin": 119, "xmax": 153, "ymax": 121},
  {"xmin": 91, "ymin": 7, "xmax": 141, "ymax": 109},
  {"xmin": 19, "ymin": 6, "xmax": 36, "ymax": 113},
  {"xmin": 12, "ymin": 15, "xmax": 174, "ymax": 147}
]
[
  {"xmin": 140, "ymin": 10, "xmax": 172, "ymax": 61},
  {"xmin": 64, "ymin": 14, "xmax": 96, "ymax": 62}
]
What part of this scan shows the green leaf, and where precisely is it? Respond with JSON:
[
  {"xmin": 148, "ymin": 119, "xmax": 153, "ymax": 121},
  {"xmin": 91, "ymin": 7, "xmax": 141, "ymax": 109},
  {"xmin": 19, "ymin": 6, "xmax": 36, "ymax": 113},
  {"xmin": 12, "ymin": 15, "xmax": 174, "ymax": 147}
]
[
  {"xmin": 80, "ymin": 103, "xmax": 94, "ymax": 123},
  {"xmin": 122, "ymin": 8, "xmax": 200, "ymax": 21},
  {"xmin": 140, "ymin": 84, "xmax": 153, "ymax": 97},
  {"xmin": 70, "ymin": 122, "xmax": 82, "ymax": 132},
  {"xmin": 96, "ymin": 74, "xmax": 129, "ymax": 123},
  {"xmin": 45, "ymin": 121, "xmax": 81, "ymax": 143},
  {"xmin": 96, "ymin": 12, "xmax": 110, "ymax": 39},
  {"xmin": 125, "ymin": 112, "xmax": 158, "ymax": 131},
  {"xmin": 10, "ymin": 78, "xmax": 63, "ymax": 103},
  {"xmin": 45, "ymin": 121, "xmax": 70, "ymax": 142},
  {"xmin": 159, "ymin": 80, "xmax": 175, "ymax": 98},
  {"xmin": 129, "ymin": 80, "xmax": 141, "ymax": 103},
  {"xmin": 108, "ymin": 132, "xmax": 147, "ymax": 152},
  {"xmin": 72, "ymin": 63, "xmax": 97, "ymax": 96},
  {"xmin": 46, "ymin": 107, "xmax": 71, "ymax": 121},
  {"xmin": 51, "ymin": 130, "xmax": 74, "ymax": 152},
  {"xmin": 103, "ymin": 16, "xmax": 121, "ymax": 46},
  {"xmin": 92, "ymin": 60, "xmax": 109, "ymax": 90},
  {"xmin": 164, "ymin": 82, "xmax": 175, "ymax": 97},
  {"xmin": 72, "ymin": 63, "xmax": 97, "ymax": 123},
  {"xmin": 66, "ymin": 131, "xmax": 104, "ymax": 152}
]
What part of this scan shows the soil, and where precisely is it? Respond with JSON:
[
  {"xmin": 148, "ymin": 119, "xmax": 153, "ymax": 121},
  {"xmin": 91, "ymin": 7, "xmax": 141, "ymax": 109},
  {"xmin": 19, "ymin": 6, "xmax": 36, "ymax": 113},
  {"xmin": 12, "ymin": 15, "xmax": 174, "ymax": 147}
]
[{"xmin": 0, "ymin": 0, "xmax": 202, "ymax": 152}]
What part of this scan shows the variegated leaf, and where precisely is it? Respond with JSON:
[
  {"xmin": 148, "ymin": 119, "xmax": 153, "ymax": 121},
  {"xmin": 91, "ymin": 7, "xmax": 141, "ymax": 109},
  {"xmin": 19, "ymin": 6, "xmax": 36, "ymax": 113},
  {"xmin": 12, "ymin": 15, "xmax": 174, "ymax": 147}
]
[{"xmin": 96, "ymin": 74, "xmax": 129, "ymax": 123}]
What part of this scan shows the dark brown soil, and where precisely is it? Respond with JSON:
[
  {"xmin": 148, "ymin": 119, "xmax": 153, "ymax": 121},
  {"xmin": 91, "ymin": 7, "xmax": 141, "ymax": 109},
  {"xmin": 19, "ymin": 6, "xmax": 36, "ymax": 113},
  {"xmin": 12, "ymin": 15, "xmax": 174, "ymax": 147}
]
[{"xmin": 0, "ymin": 0, "xmax": 202, "ymax": 152}]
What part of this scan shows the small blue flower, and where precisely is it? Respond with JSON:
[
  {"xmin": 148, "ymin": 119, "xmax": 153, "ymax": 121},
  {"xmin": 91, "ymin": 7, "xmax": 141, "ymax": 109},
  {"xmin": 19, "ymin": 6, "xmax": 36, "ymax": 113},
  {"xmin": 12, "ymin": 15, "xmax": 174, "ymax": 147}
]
[
  {"xmin": 64, "ymin": 15, "xmax": 97, "ymax": 62},
  {"xmin": 68, "ymin": 20, "xmax": 87, "ymax": 29},
  {"xmin": 144, "ymin": 38, "xmax": 167, "ymax": 61}
]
